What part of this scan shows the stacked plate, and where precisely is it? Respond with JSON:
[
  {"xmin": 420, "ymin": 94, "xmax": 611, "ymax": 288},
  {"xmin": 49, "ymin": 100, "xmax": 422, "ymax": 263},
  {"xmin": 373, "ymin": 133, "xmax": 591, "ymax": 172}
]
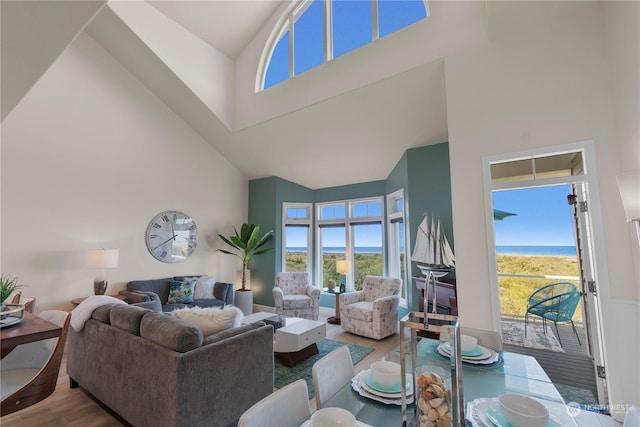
[
  {"xmin": 351, "ymin": 370, "xmax": 414, "ymax": 405},
  {"xmin": 436, "ymin": 342, "xmax": 500, "ymax": 365},
  {"xmin": 466, "ymin": 398, "xmax": 563, "ymax": 427}
]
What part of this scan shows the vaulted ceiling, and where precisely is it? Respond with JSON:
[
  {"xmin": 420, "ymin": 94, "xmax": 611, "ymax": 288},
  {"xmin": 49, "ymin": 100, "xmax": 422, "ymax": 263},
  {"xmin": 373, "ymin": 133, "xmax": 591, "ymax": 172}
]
[{"xmin": 1, "ymin": 0, "xmax": 595, "ymax": 189}]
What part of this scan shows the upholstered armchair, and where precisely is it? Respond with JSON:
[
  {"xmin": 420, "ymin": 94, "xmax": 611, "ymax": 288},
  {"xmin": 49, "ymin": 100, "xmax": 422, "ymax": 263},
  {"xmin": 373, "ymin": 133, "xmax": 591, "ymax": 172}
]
[
  {"xmin": 272, "ymin": 272, "xmax": 321, "ymax": 320},
  {"xmin": 339, "ymin": 275, "xmax": 401, "ymax": 340}
]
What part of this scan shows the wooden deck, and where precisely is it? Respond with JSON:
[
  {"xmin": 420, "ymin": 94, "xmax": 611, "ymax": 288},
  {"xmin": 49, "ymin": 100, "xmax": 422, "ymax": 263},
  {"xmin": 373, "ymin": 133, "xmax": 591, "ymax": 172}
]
[{"xmin": 501, "ymin": 316, "xmax": 599, "ymax": 404}]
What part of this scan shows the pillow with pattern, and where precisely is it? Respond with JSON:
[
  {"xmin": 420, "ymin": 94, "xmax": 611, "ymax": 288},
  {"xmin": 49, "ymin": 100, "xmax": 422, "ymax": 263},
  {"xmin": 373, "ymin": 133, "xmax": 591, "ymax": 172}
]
[{"xmin": 168, "ymin": 278, "xmax": 195, "ymax": 304}]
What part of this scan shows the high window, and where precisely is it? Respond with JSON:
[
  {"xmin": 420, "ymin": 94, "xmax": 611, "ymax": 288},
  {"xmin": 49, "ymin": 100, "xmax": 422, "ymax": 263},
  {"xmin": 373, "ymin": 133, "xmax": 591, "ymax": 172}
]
[
  {"xmin": 260, "ymin": 0, "xmax": 428, "ymax": 90},
  {"xmin": 316, "ymin": 197, "xmax": 384, "ymax": 291},
  {"xmin": 283, "ymin": 203, "xmax": 313, "ymax": 272}
]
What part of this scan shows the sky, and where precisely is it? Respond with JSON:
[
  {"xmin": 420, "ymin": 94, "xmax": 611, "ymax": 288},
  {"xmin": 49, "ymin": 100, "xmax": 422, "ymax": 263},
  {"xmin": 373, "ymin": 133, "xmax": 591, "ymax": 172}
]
[{"xmin": 493, "ymin": 184, "xmax": 577, "ymax": 246}]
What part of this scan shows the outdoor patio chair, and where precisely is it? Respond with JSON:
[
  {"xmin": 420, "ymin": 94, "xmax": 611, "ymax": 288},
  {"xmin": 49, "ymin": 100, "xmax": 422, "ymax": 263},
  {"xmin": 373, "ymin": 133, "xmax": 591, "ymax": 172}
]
[{"xmin": 525, "ymin": 282, "xmax": 582, "ymax": 347}]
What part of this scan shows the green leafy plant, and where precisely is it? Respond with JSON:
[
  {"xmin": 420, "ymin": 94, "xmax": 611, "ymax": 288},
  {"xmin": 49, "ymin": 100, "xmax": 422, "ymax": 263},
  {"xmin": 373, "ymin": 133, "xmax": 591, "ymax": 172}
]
[
  {"xmin": 218, "ymin": 224, "xmax": 273, "ymax": 291},
  {"xmin": 0, "ymin": 275, "xmax": 22, "ymax": 304}
]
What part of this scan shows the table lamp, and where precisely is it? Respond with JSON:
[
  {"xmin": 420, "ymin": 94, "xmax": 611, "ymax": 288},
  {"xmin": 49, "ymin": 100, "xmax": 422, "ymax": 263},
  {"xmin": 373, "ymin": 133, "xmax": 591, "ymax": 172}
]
[
  {"xmin": 88, "ymin": 249, "xmax": 119, "ymax": 295},
  {"xmin": 336, "ymin": 260, "xmax": 348, "ymax": 293}
]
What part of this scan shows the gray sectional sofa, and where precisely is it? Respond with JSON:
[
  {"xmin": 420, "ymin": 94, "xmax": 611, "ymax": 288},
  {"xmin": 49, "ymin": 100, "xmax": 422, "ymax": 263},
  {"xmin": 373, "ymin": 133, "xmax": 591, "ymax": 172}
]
[
  {"xmin": 67, "ymin": 303, "xmax": 274, "ymax": 427},
  {"xmin": 121, "ymin": 275, "xmax": 234, "ymax": 312}
]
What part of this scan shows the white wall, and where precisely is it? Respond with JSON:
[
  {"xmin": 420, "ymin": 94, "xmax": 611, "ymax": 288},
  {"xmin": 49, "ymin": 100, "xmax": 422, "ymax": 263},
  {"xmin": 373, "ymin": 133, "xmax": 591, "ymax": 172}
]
[
  {"xmin": 0, "ymin": 31, "xmax": 248, "ymax": 312},
  {"xmin": 445, "ymin": 3, "xmax": 638, "ymax": 417},
  {"xmin": 234, "ymin": 0, "xmax": 488, "ymax": 130}
]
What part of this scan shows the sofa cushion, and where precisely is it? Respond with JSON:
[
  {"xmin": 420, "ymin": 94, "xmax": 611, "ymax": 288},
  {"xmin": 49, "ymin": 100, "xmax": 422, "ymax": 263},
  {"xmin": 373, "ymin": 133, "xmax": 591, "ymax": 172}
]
[
  {"xmin": 193, "ymin": 275, "xmax": 216, "ymax": 299},
  {"xmin": 169, "ymin": 306, "xmax": 243, "ymax": 336},
  {"xmin": 191, "ymin": 299, "xmax": 225, "ymax": 309},
  {"xmin": 110, "ymin": 305, "xmax": 149, "ymax": 336},
  {"xmin": 91, "ymin": 304, "xmax": 116, "ymax": 324},
  {"xmin": 139, "ymin": 311, "xmax": 203, "ymax": 352},
  {"xmin": 343, "ymin": 301, "xmax": 374, "ymax": 322},
  {"xmin": 168, "ymin": 278, "xmax": 196, "ymax": 304},
  {"xmin": 282, "ymin": 294, "xmax": 312, "ymax": 310}
]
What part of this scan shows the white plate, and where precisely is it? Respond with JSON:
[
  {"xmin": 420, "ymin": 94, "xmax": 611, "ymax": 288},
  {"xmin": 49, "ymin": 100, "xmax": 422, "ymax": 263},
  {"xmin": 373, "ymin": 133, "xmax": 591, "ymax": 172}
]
[
  {"xmin": 364, "ymin": 372, "xmax": 410, "ymax": 394},
  {"xmin": 437, "ymin": 343, "xmax": 500, "ymax": 365},
  {"xmin": 485, "ymin": 404, "xmax": 563, "ymax": 427},
  {"xmin": 360, "ymin": 371, "xmax": 413, "ymax": 398},
  {"xmin": 351, "ymin": 371, "xmax": 413, "ymax": 405},
  {"xmin": 440, "ymin": 342, "xmax": 493, "ymax": 360}
]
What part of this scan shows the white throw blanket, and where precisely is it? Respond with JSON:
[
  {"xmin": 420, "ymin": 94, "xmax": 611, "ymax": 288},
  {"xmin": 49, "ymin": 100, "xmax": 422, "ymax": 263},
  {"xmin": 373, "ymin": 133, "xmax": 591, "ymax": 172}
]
[{"xmin": 70, "ymin": 295, "xmax": 127, "ymax": 332}]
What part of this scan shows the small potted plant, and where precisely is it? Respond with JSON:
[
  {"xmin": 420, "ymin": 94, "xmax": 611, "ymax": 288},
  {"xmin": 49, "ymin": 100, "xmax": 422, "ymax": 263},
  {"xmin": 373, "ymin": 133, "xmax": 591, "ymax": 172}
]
[
  {"xmin": 218, "ymin": 223, "xmax": 273, "ymax": 314},
  {"xmin": 1, "ymin": 274, "xmax": 22, "ymax": 313}
]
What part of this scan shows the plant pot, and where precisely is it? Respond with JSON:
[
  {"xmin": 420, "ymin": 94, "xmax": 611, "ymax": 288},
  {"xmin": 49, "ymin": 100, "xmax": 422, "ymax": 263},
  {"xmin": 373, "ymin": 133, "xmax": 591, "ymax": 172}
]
[{"xmin": 234, "ymin": 290, "xmax": 253, "ymax": 315}]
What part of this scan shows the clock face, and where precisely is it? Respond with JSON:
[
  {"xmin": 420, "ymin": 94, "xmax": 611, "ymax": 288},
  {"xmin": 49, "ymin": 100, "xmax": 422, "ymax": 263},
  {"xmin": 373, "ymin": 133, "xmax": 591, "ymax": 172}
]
[{"xmin": 145, "ymin": 210, "xmax": 198, "ymax": 263}]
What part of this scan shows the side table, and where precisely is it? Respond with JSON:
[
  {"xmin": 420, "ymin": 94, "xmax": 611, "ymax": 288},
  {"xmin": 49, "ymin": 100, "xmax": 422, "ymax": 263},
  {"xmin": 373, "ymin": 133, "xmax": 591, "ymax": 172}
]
[
  {"xmin": 323, "ymin": 289, "xmax": 343, "ymax": 325},
  {"xmin": 70, "ymin": 294, "xmax": 127, "ymax": 308}
]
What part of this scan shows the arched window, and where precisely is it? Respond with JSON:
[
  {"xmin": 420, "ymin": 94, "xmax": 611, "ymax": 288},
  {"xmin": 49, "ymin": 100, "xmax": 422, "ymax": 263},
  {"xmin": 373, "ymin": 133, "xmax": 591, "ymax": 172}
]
[{"xmin": 258, "ymin": 0, "xmax": 428, "ymax": 91}]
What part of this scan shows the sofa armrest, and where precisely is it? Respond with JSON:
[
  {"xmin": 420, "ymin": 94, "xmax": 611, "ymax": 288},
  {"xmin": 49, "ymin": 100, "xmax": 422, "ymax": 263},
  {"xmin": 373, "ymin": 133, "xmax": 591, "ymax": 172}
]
[
  {"xmin": 213, "ymin": 282, "xmax": 234, "ymax": 305},
  {"xmin": 118, "ymin": 290, "xmax": 151, "ymax": 304},
  {"xmin": 340, "ymin": 290, "xmax": 364, "ymax": 306},
  {"xmin": 372, "ymin": 295, "xmax": 400, "ymax": 319},
  {"xmin": 272, "ymin": 287, "xmax": 284, "ymax": 308}
]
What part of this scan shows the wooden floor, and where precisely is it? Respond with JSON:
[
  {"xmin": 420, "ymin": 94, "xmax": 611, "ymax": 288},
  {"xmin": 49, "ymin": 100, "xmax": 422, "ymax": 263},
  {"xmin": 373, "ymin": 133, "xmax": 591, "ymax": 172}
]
[
  {"xmin": 501, "ymin": 316, "xmax": 599, "ymax": 402},
  {"xmin": 0, "ymin": 310, "xmax": 398, "ymax": 426}
]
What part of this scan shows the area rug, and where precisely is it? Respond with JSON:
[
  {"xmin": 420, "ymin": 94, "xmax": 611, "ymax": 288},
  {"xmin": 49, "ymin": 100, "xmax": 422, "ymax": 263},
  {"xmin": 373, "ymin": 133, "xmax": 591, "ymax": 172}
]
[
  {"xmin": 555, "ymin": 383, "xmax": 598, "ymax": 406},
  {"xmin": 501, "ymin": 319, "xmax": 564, "ymax": 353},
  {"xmin": 274, "ymin": 338, "xmax": 374, "ymax": 399}
]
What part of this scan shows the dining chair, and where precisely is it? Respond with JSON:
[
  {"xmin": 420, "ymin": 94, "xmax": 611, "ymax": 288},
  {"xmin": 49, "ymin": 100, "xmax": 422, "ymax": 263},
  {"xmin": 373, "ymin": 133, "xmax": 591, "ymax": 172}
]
[
  {"xmin": 525, "ymin": 282, "xmax": 581, "ymax": 346},
  {"xmin": 1, "ymin": 310, "xmax": 70, "ymax": 416},
  {"xmin": 237, "ymin": 379, "xmax": 311, "ymax": 427},
  {"xmin": 312, "ymin": 345, "xmax": 355, "ymax": 408},
  {"xmin": 624, "ymin": 405, "xmax": 640, "ymax": 427}
]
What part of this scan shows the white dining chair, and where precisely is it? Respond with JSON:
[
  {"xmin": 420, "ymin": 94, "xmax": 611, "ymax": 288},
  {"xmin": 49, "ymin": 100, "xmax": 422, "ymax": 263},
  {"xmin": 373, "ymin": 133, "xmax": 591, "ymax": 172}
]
[
  {"xmin": 1, "ymin": 310, "xmax": 70, "ymax": 416},
  {"xmin": 312, "ymin": 345, "xmax": 355, "ymax": 408},
  {"xmin": 624, "ymin": 405, "xmax": 640, "ymax": 427},
  {"xmin": 237, "ymin": 379, "xmax": 311, "ymax": 427}
]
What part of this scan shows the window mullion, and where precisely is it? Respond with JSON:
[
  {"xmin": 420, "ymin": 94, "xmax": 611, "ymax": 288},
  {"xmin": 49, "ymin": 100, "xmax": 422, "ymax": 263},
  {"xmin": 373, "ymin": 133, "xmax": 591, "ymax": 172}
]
[
  {"xmin": 371, "ymin": 0, "xmax": 379, "ymax": 41},
  {"xmin": 325, "ymin": 0, "xmax": 333, "ymax": 61},
  {"xmin": 288, "ymin": 16, "xmax": 294, "ymax": 77}
]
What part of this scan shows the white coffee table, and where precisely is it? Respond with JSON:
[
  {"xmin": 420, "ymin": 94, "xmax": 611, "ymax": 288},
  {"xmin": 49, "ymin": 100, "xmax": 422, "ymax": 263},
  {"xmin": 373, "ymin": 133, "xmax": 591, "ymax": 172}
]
[{"xmin": 273, "ymin": 318, "xmax": 326, "ymax": 367}]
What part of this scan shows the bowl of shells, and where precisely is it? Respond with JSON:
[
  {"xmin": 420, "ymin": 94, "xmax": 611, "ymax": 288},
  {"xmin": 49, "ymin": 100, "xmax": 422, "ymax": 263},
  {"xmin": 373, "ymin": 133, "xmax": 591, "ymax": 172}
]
[{"xmin": 416, "ymin": 366, "xmax": 452, "ymax": 427}]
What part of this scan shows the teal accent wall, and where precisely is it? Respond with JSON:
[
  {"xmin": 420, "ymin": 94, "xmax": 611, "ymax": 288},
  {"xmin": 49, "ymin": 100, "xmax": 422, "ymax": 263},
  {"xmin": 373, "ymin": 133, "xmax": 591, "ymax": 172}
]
[
  {"xmin": 248, "ymin": 176, "xmax": 313, "ymax": 306},
  {"xmin": 406, "ymin": 143, "xmax": 454, "ymax": 311},
  {"xmin": 248, "ymin": 143, "xmax": 453, "ymax": 313}
]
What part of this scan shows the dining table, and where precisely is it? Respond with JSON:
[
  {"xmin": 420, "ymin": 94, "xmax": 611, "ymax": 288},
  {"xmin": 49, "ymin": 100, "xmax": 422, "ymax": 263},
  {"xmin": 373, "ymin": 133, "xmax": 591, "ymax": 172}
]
[
  {"xmin": 316, "ymin": 337, "xmax": 579, "ymax": 427},
  {"xmin": 1, "ymin": 311, "xmax": 62, "ymax": 359}
]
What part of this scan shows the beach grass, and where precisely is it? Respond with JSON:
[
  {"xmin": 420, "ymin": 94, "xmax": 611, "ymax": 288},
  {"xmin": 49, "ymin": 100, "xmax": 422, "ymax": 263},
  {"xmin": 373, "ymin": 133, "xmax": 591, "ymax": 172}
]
[{"xmin": 285, "ymin": 252, "xmax": 582, "ymax": 322}]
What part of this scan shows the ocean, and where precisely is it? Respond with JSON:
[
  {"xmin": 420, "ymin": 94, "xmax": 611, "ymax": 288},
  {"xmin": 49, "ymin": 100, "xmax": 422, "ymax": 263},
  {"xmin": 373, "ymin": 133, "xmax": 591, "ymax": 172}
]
[{"xmin": 287, "ymin": 245, "xmax": 577, "ymax": 257}]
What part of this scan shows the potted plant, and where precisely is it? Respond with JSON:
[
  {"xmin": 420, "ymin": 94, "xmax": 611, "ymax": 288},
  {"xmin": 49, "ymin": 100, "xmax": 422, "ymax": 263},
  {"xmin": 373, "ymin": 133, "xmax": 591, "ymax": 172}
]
[
  {"xmin": 1, "ymin": 274, "xmax": 22, "ymax": 310},
  {"xmin": 218, "ymin": 224, "xmax": 273, "ymax": 314}
]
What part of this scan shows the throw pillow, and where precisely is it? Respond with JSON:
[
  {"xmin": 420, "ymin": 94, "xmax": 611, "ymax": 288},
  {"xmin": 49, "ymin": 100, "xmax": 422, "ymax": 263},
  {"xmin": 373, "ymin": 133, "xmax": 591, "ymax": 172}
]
[
  {"xmin": 167, "ymin": 278, "xmax": 196, "ymax": 304},
  {"xmin": 169, "ymin": 305, "xmax": 244, "ymax": 336},
  {"xmin": 193, "ymin": 275, "xmax": 217, "ymax": 300}
]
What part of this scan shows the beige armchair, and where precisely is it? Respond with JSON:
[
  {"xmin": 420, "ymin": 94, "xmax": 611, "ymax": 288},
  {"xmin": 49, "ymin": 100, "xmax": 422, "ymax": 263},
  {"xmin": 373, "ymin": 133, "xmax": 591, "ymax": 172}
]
[
  {"xmin": 272, "ymin": 272, "xmax": 320, "ymax": 320},
  {"xmin": 339, "ymin": 275, "xmax": 401, "ymax": 340}
]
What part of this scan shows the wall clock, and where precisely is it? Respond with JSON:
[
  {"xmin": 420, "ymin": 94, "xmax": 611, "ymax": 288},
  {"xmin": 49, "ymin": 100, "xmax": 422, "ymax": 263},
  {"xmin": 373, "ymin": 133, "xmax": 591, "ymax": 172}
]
[{"xmin": 145, "ymin": 210, "xmax": 198, "ymax": 263}]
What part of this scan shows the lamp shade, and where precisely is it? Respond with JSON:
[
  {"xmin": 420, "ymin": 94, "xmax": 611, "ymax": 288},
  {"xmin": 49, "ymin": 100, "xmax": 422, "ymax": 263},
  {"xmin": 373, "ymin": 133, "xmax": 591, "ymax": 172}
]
[
  {"xmin": 336, "ymin": 260, "xmax": 348, "ymax": 274},
  {"xmin": 616, "ymin": 171, "xmax": 640, "ymax": 221},
  {"xmin": 88, "ymin": 249, "xmax": 119, "ymax": 269}
]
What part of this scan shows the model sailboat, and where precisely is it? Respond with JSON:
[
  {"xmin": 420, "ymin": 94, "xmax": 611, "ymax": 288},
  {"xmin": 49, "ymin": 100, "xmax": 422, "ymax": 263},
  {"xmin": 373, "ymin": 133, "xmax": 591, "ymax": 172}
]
[{"xmin": 411, "ymin": 214, "xmax": 455, "ymax": 273}]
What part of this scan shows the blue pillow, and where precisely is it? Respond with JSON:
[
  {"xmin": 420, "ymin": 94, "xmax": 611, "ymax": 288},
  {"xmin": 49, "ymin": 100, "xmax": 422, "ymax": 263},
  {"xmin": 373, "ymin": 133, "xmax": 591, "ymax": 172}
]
[{"xmin": 168, "ymin": 279, "xmax": 195, "ymax": 304}]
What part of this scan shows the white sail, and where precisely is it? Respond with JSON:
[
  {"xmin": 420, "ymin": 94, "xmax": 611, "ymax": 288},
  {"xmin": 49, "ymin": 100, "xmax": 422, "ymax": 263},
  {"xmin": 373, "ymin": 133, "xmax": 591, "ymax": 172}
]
[{"xmin": 411, "ymin": 214, "xmax": 455, "ymax": 269}]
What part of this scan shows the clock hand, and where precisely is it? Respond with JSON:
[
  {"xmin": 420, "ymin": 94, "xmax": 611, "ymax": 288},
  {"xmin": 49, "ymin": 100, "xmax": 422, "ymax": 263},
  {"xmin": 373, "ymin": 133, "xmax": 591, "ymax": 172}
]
[
  {"xmin": 152, "ymin": 234, "xmax": 177, "ymax": 251},
  {"xmin": 171, "ymin": 224, "xmax": 176, "ymax": 240}
]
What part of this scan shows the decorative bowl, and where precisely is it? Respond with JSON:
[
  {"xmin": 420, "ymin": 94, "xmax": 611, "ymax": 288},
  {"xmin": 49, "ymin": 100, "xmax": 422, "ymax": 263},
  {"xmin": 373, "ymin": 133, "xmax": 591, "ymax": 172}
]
[
  {"xmin": 498, "ymin": 393, "xmax": 549, "ymax": 427},
  {"xmin": 370, "ymin": 360, "xmax": 401, "ymax": 390},
  {"xmin": 460, "ymin": 334, "xmax": 478, "ymax": 352},
  {"xmin": 310, "ymin": 407, "xmax": 356, "ymax": 427}
]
